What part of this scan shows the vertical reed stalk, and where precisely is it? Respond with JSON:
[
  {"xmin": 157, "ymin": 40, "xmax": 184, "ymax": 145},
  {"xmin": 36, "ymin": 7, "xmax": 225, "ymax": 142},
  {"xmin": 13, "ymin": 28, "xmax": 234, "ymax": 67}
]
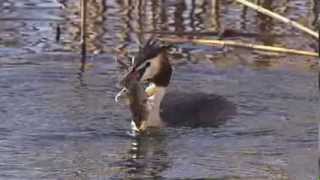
[
  {"xmin": 80, "ymin": 0, "xmax": 87, "ymax": 72},
  {"xmin": 55, "ymin": 24, "xmax": 60, "ymax": 42},
  {"xmin": 318, "ymin": 29, "xmax": 320, "ymax": 91}
]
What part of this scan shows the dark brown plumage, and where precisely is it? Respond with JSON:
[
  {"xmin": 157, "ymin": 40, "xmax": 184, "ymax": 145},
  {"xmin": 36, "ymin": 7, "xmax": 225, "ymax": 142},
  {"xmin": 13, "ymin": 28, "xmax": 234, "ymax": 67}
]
[{"xmin": 132, "ymin": 38, "xmax": 172, "ymax": 69}]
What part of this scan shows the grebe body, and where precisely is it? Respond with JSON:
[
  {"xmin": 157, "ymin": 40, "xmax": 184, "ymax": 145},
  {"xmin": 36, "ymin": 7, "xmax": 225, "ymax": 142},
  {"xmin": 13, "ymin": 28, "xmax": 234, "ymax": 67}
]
[{"xmin": 115, "ymin": 39, "xmax": 236, "ymax": 131}]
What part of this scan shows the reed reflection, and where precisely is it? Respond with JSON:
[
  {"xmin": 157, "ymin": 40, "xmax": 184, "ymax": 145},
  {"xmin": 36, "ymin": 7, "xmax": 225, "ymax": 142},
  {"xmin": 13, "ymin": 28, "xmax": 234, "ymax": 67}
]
[
  {"xmin": 117, "ymin": 0, "xmax": 134, "ymax": 50},
  {"xmin": 208, "ymin": 0, "xmax": 221, "ymax": 32},
  {"xmin": 58, "ymin": 0, "xmax": 227, "ymax": 55},
  {"xmin": 173, "ymin": 1, "xmax": 186, "ymax": 33},
  {"xmin": 255, "ymin": 0, "xmax": 275, "ymax": 46},
  {"xmin": 150, "ymin": 1, "xmax": 161, "ymax": 31},
  {"xmin": 240, "ymin": 4, "xmax": 248, "ymax": 30},
  {"xmin": 312, "ymin": 0, "xmax": 319, "ymax": 27},
  {"xmin": 57, "ymin": 0, "xmax": 317, "ymax": 60},
  {"xmin": 59, "ymin": 0, "xmax": 106, "ymax": 53},
  {"xmin": 159, "ymin": 0, "xmax": 169, "ymax": 31},
  {"xmin": 193, "ymin": 0, "xmax": 207, "ymax": 31}
]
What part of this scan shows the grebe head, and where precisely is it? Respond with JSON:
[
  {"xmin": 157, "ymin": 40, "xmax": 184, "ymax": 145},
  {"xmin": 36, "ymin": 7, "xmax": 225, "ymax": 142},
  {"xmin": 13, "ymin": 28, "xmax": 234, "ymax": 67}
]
[{"xmin": 130, "ymin": 38, "xmax": 172, "ymax": 88}]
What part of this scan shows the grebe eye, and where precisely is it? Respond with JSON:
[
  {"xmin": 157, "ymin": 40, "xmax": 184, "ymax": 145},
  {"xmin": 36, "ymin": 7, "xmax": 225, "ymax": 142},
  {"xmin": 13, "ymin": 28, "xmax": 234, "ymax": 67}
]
[{"xmin": 145, "ymin": 62, "xmax": 151, "ymax": 67}]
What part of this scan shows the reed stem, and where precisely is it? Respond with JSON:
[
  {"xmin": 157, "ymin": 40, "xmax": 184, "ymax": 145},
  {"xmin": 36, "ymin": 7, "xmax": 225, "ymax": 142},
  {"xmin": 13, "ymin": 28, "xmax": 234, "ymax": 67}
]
[
  {"xmin": 159, "ymin": 37, "xmax": 319, "ymax": 57},
  {"xmin": 55, "ymin": 24, "xmax": 60, "ymax": 42},
  {"xmin": 235, "ymin": 0, "xmax": 319, "ymax": 39},
  {"xmin": 80, "ymin": 0, "xmax": 87, "ymax": 72}
]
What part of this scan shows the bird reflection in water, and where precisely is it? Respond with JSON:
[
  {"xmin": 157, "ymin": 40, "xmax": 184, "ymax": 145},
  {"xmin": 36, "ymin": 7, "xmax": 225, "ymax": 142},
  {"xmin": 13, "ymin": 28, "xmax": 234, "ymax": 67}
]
[{"xmin": 121, "ymin": 132, "xmax": 170, "ymax": 179}]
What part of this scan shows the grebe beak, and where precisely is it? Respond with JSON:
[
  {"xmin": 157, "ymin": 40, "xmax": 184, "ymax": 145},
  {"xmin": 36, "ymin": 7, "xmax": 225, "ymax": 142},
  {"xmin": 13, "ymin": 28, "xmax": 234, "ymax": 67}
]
[{"xmin": 115, "ymin": 88, "xmax": 129, "ymax": 104}]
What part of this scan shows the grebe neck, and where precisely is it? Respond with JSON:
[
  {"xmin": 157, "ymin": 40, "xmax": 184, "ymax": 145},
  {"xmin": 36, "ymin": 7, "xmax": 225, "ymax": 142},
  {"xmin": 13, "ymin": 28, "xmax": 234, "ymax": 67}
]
[{"xmin": 139, "ymin": 84, "xmax": 167, "ymax": 130}]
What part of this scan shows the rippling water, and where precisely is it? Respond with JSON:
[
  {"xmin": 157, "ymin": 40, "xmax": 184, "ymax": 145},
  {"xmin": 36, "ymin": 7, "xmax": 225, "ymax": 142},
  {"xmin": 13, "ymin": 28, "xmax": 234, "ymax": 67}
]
[{"xmin": 0, "ymin": 0, "xmax": 319, "ymax": 179}]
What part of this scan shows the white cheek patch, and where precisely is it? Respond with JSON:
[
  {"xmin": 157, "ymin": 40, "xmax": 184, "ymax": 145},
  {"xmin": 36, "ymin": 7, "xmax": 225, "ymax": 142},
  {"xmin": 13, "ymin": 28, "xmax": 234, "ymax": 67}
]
[{"xmin": 140, "ymin": 57, "xmax": 161, "ymax": 81}]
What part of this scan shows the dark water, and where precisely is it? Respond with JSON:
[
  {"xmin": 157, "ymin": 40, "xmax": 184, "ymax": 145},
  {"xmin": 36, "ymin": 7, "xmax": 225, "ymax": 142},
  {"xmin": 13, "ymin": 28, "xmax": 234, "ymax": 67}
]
[{"xmin": 0, "ymin": 0, "xmax": 319, "ymax": 179}]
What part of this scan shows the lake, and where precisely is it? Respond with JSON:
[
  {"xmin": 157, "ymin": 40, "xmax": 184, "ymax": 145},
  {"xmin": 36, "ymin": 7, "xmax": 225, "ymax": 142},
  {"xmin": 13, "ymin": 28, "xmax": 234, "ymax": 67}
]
[{"xmin": 0, "ymin": 0, "xmax": 318, "ymax": 179}]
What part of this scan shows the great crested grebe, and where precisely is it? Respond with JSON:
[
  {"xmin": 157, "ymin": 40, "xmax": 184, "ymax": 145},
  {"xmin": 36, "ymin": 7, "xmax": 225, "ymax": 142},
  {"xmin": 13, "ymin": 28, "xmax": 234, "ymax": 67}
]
[{"xmin": 115, "ymin": 38, "xmax": 236, "ymax": 131}]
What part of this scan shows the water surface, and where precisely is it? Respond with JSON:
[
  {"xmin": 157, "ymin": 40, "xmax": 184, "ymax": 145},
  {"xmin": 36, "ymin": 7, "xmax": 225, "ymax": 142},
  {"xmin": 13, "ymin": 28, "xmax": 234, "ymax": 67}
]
[{"xmin": 0, "ymin": 0, "xmax": 318, "ymax": 179}]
